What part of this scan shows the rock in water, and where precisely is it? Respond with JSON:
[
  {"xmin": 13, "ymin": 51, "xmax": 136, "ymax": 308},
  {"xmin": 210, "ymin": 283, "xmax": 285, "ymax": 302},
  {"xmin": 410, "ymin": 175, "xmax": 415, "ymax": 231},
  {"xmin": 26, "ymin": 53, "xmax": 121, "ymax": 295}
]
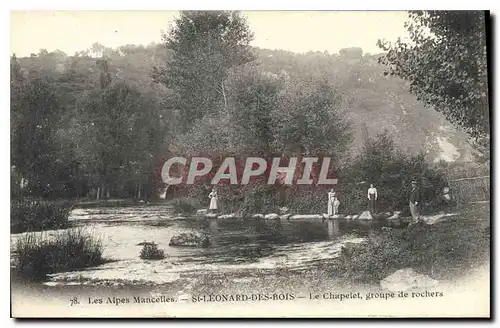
[
  {"xmin": 218, "ymin": 213, "xmax": 237, "ymax": 219},
  {"xmin": 264, "ymin": 213, "xmax": 280, "ymax": 220},
  {"xmin": 169, "ymin": 232, "xmax": 210, "ymax": 248},
  {"xmin": 280, "ymin": 214, "xmax": 292, "ymax": 220},
  {"xmin": 380, "ymin": 268, "xmax": 438, "ymax": 292},
  {"xmin": 196, "ymin": 209, "xmax": 208, "ymax": 216},
  {"xmin": 358, "ymin": 210, "xmax": 373, "ymax": 220},
  {"xmin": 387, "ymin": 212, "xmax": 401, "ymax": 220}
]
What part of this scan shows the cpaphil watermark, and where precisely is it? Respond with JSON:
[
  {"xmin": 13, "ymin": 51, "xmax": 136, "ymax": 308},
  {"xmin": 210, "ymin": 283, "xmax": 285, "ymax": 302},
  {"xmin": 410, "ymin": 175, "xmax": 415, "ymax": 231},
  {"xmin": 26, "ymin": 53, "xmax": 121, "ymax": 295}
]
[{"xmin": 160, "ymin": 156, "xmax": 338, "ymax": 185}]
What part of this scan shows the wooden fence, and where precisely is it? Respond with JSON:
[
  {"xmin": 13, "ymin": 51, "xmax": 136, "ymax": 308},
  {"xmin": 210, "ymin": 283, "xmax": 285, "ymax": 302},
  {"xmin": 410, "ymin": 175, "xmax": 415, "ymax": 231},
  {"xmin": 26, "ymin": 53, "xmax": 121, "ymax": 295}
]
[{"xmin": 449, "ymin": 175, "xmax": 490, "ymax": 208}]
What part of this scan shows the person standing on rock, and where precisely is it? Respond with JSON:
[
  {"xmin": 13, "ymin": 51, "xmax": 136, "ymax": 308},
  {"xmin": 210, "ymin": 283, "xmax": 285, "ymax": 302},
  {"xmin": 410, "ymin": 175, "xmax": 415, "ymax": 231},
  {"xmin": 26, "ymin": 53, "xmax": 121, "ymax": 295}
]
[
  {"xmin": 327, "ymin": 189, "xmax": 335, "ymax": 217},
  {"xmin": 367, "ymin": 183, "xmax": 378, "ymax": 214},
  {"xmin": 409, "ymin": 180, "xmax": 421, "ymax": 223},
  {"xmin": 333, "ymin": 194, "xmax": 340, "ymax": 216},
  {"xmin": 209, "ymin": 188, "xmax": 218, "ymax": 213}
]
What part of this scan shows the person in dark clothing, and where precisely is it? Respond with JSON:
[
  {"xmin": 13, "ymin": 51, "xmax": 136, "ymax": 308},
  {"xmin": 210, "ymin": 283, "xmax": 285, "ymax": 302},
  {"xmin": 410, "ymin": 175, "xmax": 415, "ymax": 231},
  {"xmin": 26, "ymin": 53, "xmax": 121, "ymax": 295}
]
[{"xmin": 409, "ymin": 180, "xmax": 421, "ymax": 223}]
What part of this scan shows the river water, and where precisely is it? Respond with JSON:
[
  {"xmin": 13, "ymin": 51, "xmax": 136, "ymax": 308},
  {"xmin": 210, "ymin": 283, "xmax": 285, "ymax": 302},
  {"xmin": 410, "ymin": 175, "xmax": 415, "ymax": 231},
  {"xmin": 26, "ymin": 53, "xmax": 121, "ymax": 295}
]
[{"xmin": 11, "ymin": 205, "xmax": 378, "ymax": 291}]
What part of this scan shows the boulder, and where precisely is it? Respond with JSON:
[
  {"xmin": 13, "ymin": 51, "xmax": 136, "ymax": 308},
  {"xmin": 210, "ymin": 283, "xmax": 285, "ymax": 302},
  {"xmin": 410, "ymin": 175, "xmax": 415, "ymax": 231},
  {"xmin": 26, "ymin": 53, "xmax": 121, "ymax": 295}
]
[
  {"xmin": 205, "ymin": 213, "xmax": 218, "ymax": 219},
  {"xmin": 387, "ymin": 212, "xmax": 401, "ymax": 220},
  {"xmin": 264, "ymin": 213, "xmax": 280, "ymax": 220},
  {"xmin": 351, "ymin": 215, "xmax": 359, "ymax": 220},
  {"xmin": 196, "ymin": 209, "xmax": 208, "ymax": 216},
  {"xmin": 375, "ymin": 212, "xmax": 391, "ymax": 220},
  {"xmin": 252, "ymin": 214, "xmax": 264, "ymax": 219},
  {"xmin": 345, "ymin": 215, "xmax": 352, "ymax": 220},
  {"xmin": 169, "ymin": 232, "xmax": 210, "ymax": 248},
  {"xmin": 380, "ymin": 268, "xmax": 439, "ymax": 292},
  {"xmin": 358, "ymin": 210, "xmax": 373, "ymax": 220},
  {"xmin": 280, "ymin": 214, "xmax": 292, "ymax": 220}
]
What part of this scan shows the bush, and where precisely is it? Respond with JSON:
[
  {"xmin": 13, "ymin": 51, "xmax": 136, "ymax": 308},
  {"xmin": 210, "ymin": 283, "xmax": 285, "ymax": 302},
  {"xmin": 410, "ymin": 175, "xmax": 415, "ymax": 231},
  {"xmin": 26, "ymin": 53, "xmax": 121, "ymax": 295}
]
[
  {"xmin": 332, "ymin": 205, "xmax": 490, "ymax": 283},
  {"xmin": 140, "ymin": 243, "xmax": 166, "ymax": 260},
  {"xmin": 14, "ymin": 228, "xmax": 105, "ymax": 281},
  {"xmin": 339, "ymin": 131, "xmax": 448, "ymax": 215},
  {"xmin": 172, "ymin": 198, "xmax": 199, "ymax": 215},
  {"xmin": 11, "ymin": 199, "xmax": 72, "ymax": 233}
]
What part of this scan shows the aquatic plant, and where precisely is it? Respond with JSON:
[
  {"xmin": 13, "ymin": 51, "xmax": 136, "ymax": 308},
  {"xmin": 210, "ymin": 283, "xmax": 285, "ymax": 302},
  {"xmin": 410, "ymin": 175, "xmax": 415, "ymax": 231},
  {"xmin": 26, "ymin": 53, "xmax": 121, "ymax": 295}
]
[
  {"xmin": 14, "ymin": 228, "xmax": 105, "ymax": 281},
  {"xmin": 140, "ymin": 243, "xmax": 166, "ymax": 260}
]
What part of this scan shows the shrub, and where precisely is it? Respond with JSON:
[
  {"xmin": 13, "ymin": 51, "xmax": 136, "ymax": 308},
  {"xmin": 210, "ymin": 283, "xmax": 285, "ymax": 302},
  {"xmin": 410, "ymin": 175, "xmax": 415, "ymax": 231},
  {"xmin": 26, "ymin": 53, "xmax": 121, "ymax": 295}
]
[
  {"xmin": 140, "ymin": 243, "xmax": 166, "ymax": 260},
  {"xmin": 332, "ymin": 205, "xmax": 490, "ymax": 283},
  {"xmin": 172, "ymin": 198, "xmax": 199, "ymax": 215},
  {"xmin": 339, "ymin": 131, "xmax": 448, "ymax": 215},
  {"xmin": 11, "ymin": 199, "xmax": 72, "ymax": 233},
  {"xmin": 14, "ymin": 228, "xmax": 105, "ymax": 281}
]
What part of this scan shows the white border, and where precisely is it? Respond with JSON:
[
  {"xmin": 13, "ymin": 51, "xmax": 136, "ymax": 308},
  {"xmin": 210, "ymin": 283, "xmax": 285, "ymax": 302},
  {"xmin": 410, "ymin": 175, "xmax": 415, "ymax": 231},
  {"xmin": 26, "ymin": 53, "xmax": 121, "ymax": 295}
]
[{"xmin": 2, "ymin": 1, "xmax": 498, "ymax": 326}]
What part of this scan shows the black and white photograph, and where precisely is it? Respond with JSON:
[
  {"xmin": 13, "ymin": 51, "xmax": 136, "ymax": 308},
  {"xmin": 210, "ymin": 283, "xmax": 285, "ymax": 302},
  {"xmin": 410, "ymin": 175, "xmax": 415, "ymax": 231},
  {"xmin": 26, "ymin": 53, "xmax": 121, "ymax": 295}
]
[{"xmin": 9, "ymin": 10, "xmax": 491, "ymax": 318}]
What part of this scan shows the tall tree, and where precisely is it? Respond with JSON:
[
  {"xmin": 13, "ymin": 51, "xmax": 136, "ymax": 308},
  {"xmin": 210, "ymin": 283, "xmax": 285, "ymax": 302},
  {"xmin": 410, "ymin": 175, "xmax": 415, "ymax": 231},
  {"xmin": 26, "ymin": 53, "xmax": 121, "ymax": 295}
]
[
  {"xmin": 154, "ymin": 11, "xmax": 256, "ymax": 131},
  {"xmin": 377, "ymin": 11, "xmax": 489, "ymax": 153},
  {"xmin": 11, "ymin": 57, "xmax": 63, "ymax": 196}
]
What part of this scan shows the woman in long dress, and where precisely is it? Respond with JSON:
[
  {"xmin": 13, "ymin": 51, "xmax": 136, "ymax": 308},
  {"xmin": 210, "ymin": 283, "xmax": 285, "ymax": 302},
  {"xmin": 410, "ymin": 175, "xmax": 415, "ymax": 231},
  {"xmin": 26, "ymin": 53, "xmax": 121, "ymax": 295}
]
[
  {"xmin": 327, "ymin": 189, "xmax": 335, "ymax": 217},
  {"xmin": 209, "ymin": 188, "xmax": 218, "ymax": 212},
  {"xmin": 367, "ymin": 183, "xmax": 378, "ymax": 214}
]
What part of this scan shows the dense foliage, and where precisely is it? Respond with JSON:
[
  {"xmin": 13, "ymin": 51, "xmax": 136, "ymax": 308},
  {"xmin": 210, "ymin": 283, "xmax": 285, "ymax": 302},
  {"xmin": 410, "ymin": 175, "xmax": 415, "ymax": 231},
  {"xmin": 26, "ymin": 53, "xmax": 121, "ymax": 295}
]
[
  {"xmin": 11, "ymin": 11, "xmax": 480, "ymax": 212},
  {"xmin": 11, "ymin": 200, "xmax": 72, "ymax": 233},
  {"xmin": 378, "ymin": 11, "xmax": 489, "ymax": 152}
]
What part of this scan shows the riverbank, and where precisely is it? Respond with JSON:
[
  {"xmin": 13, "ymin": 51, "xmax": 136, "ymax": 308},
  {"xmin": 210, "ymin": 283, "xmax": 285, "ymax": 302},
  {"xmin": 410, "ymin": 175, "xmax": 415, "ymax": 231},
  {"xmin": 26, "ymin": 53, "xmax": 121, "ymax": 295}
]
[{"xmin": 10, "ymin": 201, "xmax": 489, "ymax": 317}]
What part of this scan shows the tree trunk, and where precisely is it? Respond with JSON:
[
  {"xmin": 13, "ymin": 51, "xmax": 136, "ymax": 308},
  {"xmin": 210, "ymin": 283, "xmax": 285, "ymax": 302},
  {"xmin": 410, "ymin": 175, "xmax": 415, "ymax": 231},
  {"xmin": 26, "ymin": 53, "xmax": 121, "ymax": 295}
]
[{"xmin": 96, "ymin": 186, "xmax": 100, "ymax": 200}]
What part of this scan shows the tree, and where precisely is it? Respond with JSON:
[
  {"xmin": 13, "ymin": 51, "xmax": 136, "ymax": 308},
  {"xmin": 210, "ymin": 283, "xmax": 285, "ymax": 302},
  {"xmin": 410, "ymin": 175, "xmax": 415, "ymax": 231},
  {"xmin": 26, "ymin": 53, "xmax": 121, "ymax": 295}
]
[
  {"xmin": 154, "ymin": 11, "xmax": 256, "ymax": 131},
  {"xmin": 10, "ymin": 59, "xmax": 64, "ymax": 196},
  {"xmin": 377, "ymin": 11, "xmax": 489, "ymax": 151},
  {"xmin": 76, "ymin": 58, "xmax": 164, "ymax": 200}
]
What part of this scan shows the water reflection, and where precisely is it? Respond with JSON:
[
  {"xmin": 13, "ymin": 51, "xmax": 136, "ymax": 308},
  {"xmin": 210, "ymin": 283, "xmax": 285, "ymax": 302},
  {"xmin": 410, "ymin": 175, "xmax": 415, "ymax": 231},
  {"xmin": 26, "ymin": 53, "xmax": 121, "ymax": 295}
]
[{"xmin": 327, "ymin": 219, "xmax": 340, "ymax": 239}]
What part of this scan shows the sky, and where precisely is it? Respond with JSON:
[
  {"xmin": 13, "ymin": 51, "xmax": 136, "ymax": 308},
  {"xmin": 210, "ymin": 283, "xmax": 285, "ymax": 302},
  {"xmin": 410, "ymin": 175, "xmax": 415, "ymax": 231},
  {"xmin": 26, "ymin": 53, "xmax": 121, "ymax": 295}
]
[{"xmin": 10, "ymin": 11, "xmax": 411, "ymax": 57}]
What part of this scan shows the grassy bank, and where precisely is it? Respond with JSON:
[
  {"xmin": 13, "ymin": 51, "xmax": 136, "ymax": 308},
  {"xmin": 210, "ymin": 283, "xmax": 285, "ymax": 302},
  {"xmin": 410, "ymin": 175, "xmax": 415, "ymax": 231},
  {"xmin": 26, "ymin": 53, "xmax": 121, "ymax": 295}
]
[
  {"xmin": 329, "ymin": 203, "xmax": 490, "ymax": 284},
  {"xmin": 13, "ymin": 228, "xmax": 106, "ymax": 281}
]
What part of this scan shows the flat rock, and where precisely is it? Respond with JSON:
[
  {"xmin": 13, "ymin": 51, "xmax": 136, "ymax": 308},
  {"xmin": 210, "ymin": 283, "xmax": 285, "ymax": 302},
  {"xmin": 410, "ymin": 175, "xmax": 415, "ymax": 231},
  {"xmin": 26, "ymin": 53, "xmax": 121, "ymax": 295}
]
[
  {"xmin": 264, "ymin": 213, "xmax": 280, "ymax": 220},
  {"xmin": 289, "ymin": 214, "xmax": 323, "ymax": 220},
  {"xmin": 421, "ymin": 213, "xmax": 458, "ymax": 225},
  {"xmin": 169, "ymin": 232, "xmax": 210, "ymax": 248},
  {"xmin": 252, "ymin": 214, "xmax": 264, "ymax": 219},
  {"xmin": 218, "ymin": 213, "xmax": 238, "ymax": 219},
  {"xmin": 205, "ymin": 213, "xmax": 218, "ymax": 219},
  {"xmin": 380, "ymin": 268, "xmax": 438, "ymax": 292},
  {"xmin": 280, "ymin": 214, "xmax": 292, "ymax": 220}
]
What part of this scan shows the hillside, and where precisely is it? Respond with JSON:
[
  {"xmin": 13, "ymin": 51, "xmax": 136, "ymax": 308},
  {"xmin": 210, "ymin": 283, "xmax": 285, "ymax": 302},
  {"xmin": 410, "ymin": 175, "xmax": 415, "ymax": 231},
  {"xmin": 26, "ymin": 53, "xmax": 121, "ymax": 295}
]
[{"xmin": 16, "ymin": 44, "xmax": 477, "ymax": 163}]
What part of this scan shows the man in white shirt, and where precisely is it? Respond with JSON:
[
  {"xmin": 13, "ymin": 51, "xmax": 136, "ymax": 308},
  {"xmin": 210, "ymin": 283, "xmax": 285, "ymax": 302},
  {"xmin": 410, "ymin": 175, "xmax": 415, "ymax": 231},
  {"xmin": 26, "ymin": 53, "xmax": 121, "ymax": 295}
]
[{"xmin": 367, "ymin": 183, "xmax": 378, "ymax": 214}]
